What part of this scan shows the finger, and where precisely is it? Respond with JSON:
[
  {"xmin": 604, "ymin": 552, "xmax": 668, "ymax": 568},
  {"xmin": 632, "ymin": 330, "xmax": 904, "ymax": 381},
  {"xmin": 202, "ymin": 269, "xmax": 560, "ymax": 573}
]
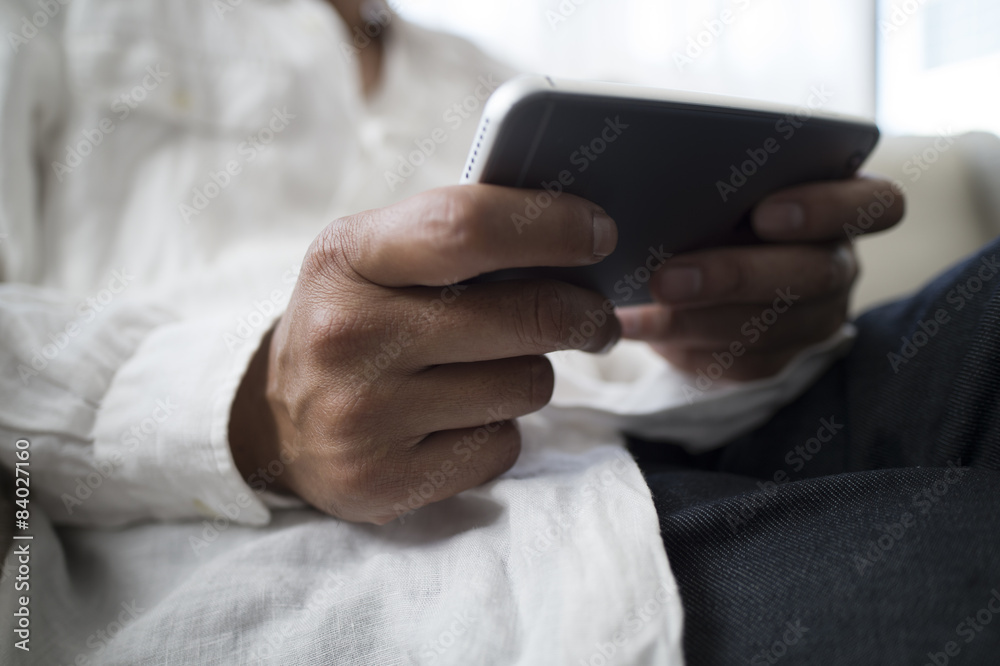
[
  {"xmin": 651, "ymin": 345, "xmax": 802, "ymax": 382},
  {"xmin": 648, "ymin": 243, "xmax": 857, "ymax": 306},
  {"xmin": 618, "ymin": 297, "xmax": 847, "ymax": 352},
  {"xmin": 315, "ymin": 184, "xmax": 617, "ymax": 287},
  {"xmin": 752, "ymin": 175, "xmax": 905, "ymax": 242},
  {"xmin": 399, "ymin": 357, "xmax": 554, "ymax": 433},
  {"xmin": 367, "ymin": 280, "xmax": 620, "ymax": 368},
  {"xmin": 368, "ymin": 420, "xmax": 522, "ymax": 524}
]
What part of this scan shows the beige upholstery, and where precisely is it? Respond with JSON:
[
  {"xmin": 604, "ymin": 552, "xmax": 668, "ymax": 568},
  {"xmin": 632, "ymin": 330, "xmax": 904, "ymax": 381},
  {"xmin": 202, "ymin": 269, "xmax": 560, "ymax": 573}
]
[{"xmin": 852, "ymin": 132, "xmax": 1000, "ymax": 313}]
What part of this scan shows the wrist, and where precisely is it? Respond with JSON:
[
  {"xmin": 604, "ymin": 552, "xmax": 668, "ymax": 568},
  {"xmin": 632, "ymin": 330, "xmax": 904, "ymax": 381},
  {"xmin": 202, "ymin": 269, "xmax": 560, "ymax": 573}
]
[{"xmin": 229, "ymin": 327, "xmax": 287, "ymax": 493}]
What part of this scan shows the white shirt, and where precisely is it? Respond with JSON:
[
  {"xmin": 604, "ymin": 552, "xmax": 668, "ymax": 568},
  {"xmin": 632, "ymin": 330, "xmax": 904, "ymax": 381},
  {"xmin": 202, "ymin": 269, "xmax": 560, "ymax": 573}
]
[{"xmin": 0, "ymin": 1, "xmax": 851, "ymax": 663}]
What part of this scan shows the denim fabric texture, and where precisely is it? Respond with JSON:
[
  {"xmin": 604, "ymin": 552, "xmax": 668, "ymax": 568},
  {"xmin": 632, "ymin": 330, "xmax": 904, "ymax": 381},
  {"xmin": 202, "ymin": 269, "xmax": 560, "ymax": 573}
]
[{"xmin": 634, "ymin": 237, "xmax": 1000, "ymax": 665}]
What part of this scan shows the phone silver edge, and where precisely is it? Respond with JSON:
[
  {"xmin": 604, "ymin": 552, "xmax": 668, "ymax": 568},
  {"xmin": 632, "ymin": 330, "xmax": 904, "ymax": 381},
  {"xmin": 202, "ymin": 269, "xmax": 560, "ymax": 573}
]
[{"xmin": 459, "ymin": 74, "xmax": 876, "ymax": 185}]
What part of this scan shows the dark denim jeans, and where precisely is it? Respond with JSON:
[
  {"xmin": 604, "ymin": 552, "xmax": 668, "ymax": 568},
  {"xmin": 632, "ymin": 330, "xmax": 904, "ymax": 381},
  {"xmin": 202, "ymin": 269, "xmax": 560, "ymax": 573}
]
[{"xmin": 632, "ymin": 237, "xmax": 1000, "ymax": 665}]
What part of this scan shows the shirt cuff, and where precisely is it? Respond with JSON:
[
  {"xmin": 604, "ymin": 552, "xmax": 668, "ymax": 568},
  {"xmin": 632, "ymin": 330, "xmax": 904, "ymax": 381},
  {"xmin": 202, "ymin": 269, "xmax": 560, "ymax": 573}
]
[
  {"xmin": 545, "ymin": 325, "xmax": 856, "ymax": 451},
  {"xmin": 92, "ymin": 310, "xmax": 283, "ymax": 526}
]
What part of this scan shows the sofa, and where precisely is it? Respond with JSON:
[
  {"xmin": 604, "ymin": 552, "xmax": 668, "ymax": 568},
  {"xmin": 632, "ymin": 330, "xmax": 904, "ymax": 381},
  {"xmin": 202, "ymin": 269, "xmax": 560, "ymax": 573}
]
[{"xmin": 853, "ymin": 132, "xmax": 1000, "ymax": 313}]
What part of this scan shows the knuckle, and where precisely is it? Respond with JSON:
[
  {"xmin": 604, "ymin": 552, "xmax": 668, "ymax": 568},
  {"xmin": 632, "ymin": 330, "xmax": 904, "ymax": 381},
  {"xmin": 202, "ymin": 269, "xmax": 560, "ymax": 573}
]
[
  {"xmin": 299, "ymin": 301, "xmax": 372, "ymax": 360},
  {"xmin": 579, "ymin": 290, "xmax": 617, "ymax": 338},
  {"xmin": 423, "ymin": 187, "xmax": 486, "ymax": 256},
  {"xmin": 304, "ymin": 216, "xmax": 364, "ymax": 282},
  {"xmin": 327, "ymin": 398, "xmax": 367, "ymax": 438},
  {"xmin": 516, "ymin": 281, "xmax": 571, "ymax": 349},
  {"xmin": 330, "ymin": 447, "xmax": 403, "ymax": 513},
  {"xmin": 330, "ymin": 388, "xmax": 394, "ymax": 440}
]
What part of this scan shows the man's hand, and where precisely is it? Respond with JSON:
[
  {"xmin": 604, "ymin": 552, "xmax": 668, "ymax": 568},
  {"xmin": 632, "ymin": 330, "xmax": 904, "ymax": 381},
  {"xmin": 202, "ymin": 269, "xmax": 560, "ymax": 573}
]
[
  {"xmin": 229, "ymin": 185, "xmax": 620, "ymax": 524},
  {"xmin": 616, "ymin": 176, "xmax": 906, "ymax": 379}
]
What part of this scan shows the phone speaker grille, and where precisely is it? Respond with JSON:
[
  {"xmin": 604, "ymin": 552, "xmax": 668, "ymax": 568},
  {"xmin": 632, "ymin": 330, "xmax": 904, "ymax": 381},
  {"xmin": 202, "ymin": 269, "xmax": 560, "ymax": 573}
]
[{"xmin": 464, "ymin": 117, "xmax": 490, "ymax": 181}]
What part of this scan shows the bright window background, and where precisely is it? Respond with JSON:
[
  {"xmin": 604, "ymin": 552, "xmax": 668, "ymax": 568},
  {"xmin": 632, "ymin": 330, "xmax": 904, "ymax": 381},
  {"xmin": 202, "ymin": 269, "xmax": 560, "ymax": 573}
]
[
  {"xmin": 393, "ymin": 0, "xmax": 876, "ymax": 119},
  {"xmin": 878, "ymin": 0, "xmax": 1000, "ymax": 136}
]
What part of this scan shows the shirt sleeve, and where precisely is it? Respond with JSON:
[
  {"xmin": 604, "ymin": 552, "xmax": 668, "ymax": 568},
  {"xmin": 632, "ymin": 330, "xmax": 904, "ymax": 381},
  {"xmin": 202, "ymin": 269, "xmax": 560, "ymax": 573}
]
[
  {"xmin": 0, "ymin": 3, "xmax": 277, "ymax": 528},
  {"xmin": 546, "ymin": 327, "xmax": 856, "ymax": 451},
  {"xmin": 0, "ymin": 285, "xmax": 283, "ymax": 528}
]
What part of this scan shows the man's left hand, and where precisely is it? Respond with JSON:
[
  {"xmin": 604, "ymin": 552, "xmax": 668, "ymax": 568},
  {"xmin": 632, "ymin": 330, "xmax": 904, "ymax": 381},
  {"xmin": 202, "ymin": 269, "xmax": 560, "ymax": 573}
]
[{"xmin": 617, "ymin": 176, "xmax": 905, "ymax": 380}]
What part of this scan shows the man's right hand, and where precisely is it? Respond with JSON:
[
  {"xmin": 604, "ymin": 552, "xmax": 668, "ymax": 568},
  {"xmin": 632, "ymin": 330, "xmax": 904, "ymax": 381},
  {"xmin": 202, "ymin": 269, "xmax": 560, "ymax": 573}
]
[{"xmin": 229, "ymin": 185, "xmax": 620, "ymax": 524}]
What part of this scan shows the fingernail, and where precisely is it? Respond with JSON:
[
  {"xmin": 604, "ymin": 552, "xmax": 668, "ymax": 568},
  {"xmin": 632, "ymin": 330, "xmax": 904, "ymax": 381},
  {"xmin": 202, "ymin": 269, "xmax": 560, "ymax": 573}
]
[
  {"xmin": 754, "ymin": 202, "xmax": 805, "ymax": 235},
  {"xmin": 592, "ymin": 211, "xmax": 617, "ymax": 259},
  {"xmin": 831, "ymin": 244, "xmax": 856, "ymax": 289},
  {"xmin": 657, "ymin": 267, "xmax": 702, "ymax": 302}
]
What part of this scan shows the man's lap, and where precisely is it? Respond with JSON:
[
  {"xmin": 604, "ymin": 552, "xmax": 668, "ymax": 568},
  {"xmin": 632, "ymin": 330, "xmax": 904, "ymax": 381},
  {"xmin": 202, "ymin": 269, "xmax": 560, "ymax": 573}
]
[{"xmin": 634, "ymin": 236, "xmax": 1000, "ymax": 664}]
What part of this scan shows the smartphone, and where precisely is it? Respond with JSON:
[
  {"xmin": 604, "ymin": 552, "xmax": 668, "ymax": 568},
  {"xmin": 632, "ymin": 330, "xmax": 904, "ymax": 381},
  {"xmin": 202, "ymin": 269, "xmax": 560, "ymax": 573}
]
[{"xmin": 460, "ymin": 75, "xmax": 879, "ymax": 305}]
